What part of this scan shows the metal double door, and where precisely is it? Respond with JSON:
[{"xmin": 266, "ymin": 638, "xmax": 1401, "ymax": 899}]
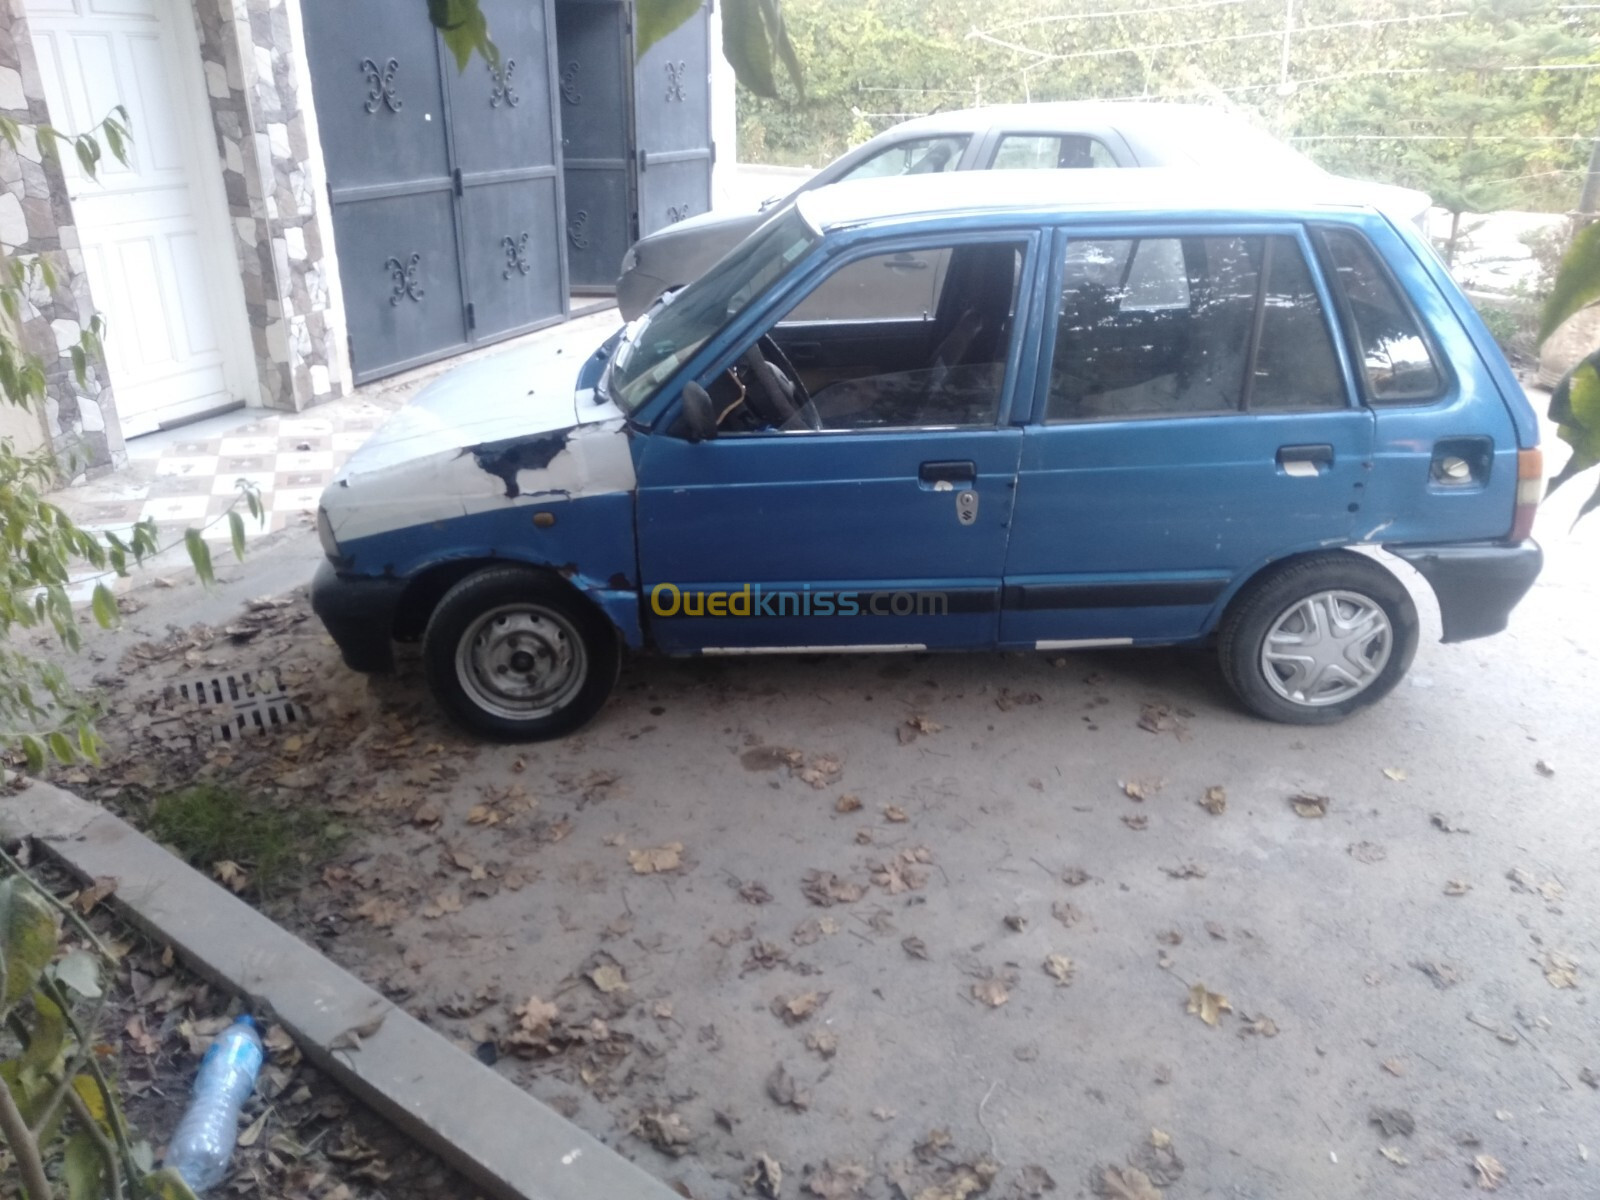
[
  {"xmin": 556, "ymin": 0, "xmax": 715, "ymax": 290},
  {"xmin": 304, "ymin": 0, "xmax": 568, "ymax": 382}
]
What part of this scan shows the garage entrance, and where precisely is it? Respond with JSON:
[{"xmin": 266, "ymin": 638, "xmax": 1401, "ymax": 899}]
[
  {"xmin": 555, "ymin": 0, "xmax": 715, "ymax": 293},
  {"xmin": 302, "ymin": 0, "xmax": 568, "ymax": 384}
]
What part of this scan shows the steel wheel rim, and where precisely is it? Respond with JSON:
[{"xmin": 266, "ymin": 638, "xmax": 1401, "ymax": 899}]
[
  {"xmin": 1260, "ymin": 589, "xmax": 1393, "ymax": 707},
  {"xmin": 455, "ymin": 603, "xmax": 587, "ymax": 721}
]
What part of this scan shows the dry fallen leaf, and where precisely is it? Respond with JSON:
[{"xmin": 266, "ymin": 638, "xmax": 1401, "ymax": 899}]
[
  {"xmin": 902, "ymin": 936, "xmax": 929, "ymax": 960},
  {"xmin": 1185, "ymin": 983, "xmax": 1232, "ymax": 1027},
  {"xmin": 1381, "ymin": 1057, "xmax": 1408, "ymax": 1077},
  {"xmin": 1431, "ymin": 812, "xmax": 1470, "ymax": 834},
  {"xmin": 746, "ymin": 1153, "xmax": 783, "ymax": 1200},
  {"xmin": 74, "ymin": 876, "xmax": 118, "ymax": 915},
  {"xmin": 588, "ymin": 964, "xmax": 628, "ymax": 994},
  {"xmin": 806, "ymin": 1161, "xmax": 870, "ymax": 1200},
  {"xmin": 1240, "ymin": 1014, "xmax": 1278, "ymax": 1038},
  {"xmin": 1121, "ymin": 777, "xmax": 1163, "ymax": 801},
  {"xmin": 1473, "ymin": 1154, "xmax": 1506, "ymax": 1190},
  {"xmin": 633, "ymin": 1110, "xmax": 695, "ymax": 1157},
  {"xmin": 1414, "ymin": 959, "xmax": 1461, "ymax": 989},
  {"xmin": 1445, "ymin": 879, "xmax": 1472, "ymax": 896},
  {"xmin": 1369, "ymin": 1108, "xmax": 1415, "ymax": 1137},
  {"xmin": 766, "ymin": 1063, "xmax": 810, "ymax": 1110},
  {"xmin": 883, "ymin": 805, "xmax": 910, "ymax": 824},
  {"xmin": 237, "ymin": 1109, "xmax": 269, "ymax": 1149},
  {"xmin": 802, "ymin": 870, "xmax": 867, "ymax": 907},
  {"xmin": 1199, "ymin": 786, "xmax": 1227, "ymax": 815},
  {"xmin": 1579, "ymin": 1067, "xmax": 1599, "ymax": 1089},
  {"xmin": 1379, "ymin": 1146, "xmax": 1409, "ymax": 1168},
  {"xmin": 1061, "ymin": 867, "xmax": 1090, "ymax": 887},
  {"xmin": 1097, "ymin": 1165, "xmax": 1161, "ymax": 1200},
  {"xmin": 805, "ymin": 1030, "xmax": 838, "ymax": 1059},
  {"xmin": 972, "ymin": 979, "xmax": 1010, "ymax": 1008},
  {"xmin": 1204, "ymin": 921, "xmax": 1227, "ymax": 940},
  {"xmin": 1290, "ymin": 793, "xmax": 1329, "ymax": 818},
  {"xmin": 1349, "ymin": 841, "xmax": 1388, "ymax": 864},
  {"xmin": 1162, "ymin": 863, "xmax": 1207, "ymax": 880},
  {"xmin": 1015, "ymin": 1164, "xmax": 1056, "ymax": 1197},
  {"xmin": 773, "ymin": 992, "xmax": 825, "ymax": 1025},
  {"xmin": 212, "ymin": 861, "xmax": 250, "ymax": 894},
  {"xmin": 1043, "ymin": 954, "xmax": 1075, "ymax": 986},
  {"xmin": 629, "ymin": 843, "xmax": 684, "ymax": 874},
  {"xmin": 1122, "ymin": 815, "xmax": 1149, "ymax": 831},
  {"xmin": 1542, "ymin": 951, "xmax": 1578, "ymax": 989},
  {"xmin": 1382, "ymin": 767, "xmax": 1408, "ymax": 782},
  {"xmin": 1004, "ymin": 913, "xmax": 1028, "ymax": 933},
  {"xmin": 835, "ymin": 793, "xmax": 862, "ymax": 814},
  {"xmin": 420, "ymin": 890, "xmax": 462, "ymax": 919},
  {"xmin": 1535, "ymin": 759, "xmax": 1555, "ymax": 778},
  {"xmin": 1052, "ymin": 902, "xmax": 1082, "ymax": 928}
]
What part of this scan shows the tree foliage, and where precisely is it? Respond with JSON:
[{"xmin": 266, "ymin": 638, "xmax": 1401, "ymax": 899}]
[
  {"xmin": 429, "ymin": 0, "xmax": 803, "ymax": 98},
  {"xmin": 0, "ymin": 113, "xmax": 260, "ymax": 771},
  {"xmin": 737, "ymin": 0, "xmax": 1600, "ymax": 216},
  {"xmin": 1540, "ymin": 228, "xmax": 1600, "ymax": 521},
  {"xmin": 0, "ymin": 862, "xmax": 202, "ymax": 1200}
]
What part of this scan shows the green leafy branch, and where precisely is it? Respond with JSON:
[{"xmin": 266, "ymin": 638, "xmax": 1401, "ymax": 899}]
[
  {"xmin": 1, "ymin": 854, "xmax": 200, "ymax": 1200},
  {"xmin": 428, "ymin": 0, "xmax": 803, "ymax": 98},
  {"xmin": 1538, "ymin": 221, "xmax": 1600, "ymax": 524}
]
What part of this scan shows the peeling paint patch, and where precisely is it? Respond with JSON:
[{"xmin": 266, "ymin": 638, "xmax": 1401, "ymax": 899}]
[{"xmin": 468, "ymin": 432, "xmax": 571, "ymax": 499}]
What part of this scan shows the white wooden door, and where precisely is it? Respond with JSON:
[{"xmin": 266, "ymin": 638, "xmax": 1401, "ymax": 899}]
[{"xmin": 26, "ymin": 0, "xmax": 245, "ymax": 436}]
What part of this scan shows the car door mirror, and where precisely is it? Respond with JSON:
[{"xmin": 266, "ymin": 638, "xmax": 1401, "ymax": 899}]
[{"xmin": 679, "ymin": 381, "xmax": 718, "ymax": 443}]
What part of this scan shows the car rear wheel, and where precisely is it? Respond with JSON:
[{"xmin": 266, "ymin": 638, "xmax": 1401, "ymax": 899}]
[
  {"xmin": 1218, "ymin": 552, "xmax": 1418, "ymax": 725},
  {"xmin": 423, "ymin": 567, "xmax": 619, "ymax": 741}
]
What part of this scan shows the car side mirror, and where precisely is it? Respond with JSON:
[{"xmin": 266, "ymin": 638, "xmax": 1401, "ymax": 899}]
[{"xmin": 680, "ymin": 381, "xmax": 717, "ymax": 443}]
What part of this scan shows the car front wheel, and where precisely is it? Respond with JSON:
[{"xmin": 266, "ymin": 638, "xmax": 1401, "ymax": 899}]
[
  {"xmin": 1218, "ymin": 552, "xmax": 1419, "ymax": 725},
  {"xmin": 423, "ymin": 567, "xmax": 619, "ymax": 741}
]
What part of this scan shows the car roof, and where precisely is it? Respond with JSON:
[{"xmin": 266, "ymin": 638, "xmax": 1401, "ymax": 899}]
[
  {"xmin": 875, "ymin": 100, "xmax": 1254, "ymax": 139},
  {"xmin": 794, "ymin": 168, "xmax": 1387, "ymax": 234}
]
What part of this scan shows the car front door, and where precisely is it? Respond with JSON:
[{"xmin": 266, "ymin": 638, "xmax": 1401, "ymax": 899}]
[
  {"xmin": 634, "ymin": 232, "xmax": 1042, "ymax": 654},
  {"xmin": 1001, "ymin": 225, "xmax": 1375, "ymax": 649}
]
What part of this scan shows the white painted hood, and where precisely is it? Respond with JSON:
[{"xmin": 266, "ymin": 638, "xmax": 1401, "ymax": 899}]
[
  {"xmin": 322, "ymin": 336, "xmax": 637, "ymax": 548},
  {"xmin": 336, "ymin": 337, "xmax": 607, "ymax": 479}
]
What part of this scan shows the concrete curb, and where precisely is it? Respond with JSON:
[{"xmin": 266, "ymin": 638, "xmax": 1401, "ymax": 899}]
[{"xmin": 1, "ymin": 782, "xmax": 680, "ymax": 1200}]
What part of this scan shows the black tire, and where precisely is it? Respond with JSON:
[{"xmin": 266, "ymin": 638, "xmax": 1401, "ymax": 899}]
[
  {"xmin": 1218, "ymin": 552, "xmax": 1419, "ymax": 725},
  {"xmin": 422, "ymin": 567, "xmax": 619, "ymax": 741}
]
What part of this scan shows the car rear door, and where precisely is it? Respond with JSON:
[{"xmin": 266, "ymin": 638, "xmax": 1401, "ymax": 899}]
[{"xmin": 1001, "ymin": 223, "xmax": 1375, "ymax": 649}]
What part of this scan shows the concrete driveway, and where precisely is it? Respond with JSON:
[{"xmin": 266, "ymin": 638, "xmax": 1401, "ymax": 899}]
[{"xmin": 65, "ymin": 405, "xmax": 1600, "ymax": 1200}]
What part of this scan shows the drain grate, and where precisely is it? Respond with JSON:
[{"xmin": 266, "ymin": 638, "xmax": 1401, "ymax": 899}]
[{"xmin": 174, "ymin": 669, "xmax": 304, "ymax": 742}]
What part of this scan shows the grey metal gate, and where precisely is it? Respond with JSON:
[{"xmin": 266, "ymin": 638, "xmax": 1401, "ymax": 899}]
[
  {"xmin": 555, "ymin": 0, "xmax": 633, "ymax": 291},
  {"xmin": 633, "ymin": 2, "xmax": 713, "ymax": 239},
  {"xmin": 303, "ymin": 0, "xmax": 568, "ymax": 383}
]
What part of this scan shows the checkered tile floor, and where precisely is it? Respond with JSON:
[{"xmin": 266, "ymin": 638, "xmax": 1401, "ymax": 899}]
[{"xmin": 50, "ymin": 396, "xmax": 404, "ymax": 603}]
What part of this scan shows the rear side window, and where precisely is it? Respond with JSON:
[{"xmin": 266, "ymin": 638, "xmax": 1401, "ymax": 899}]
[
  {"xmin": 1047, "ymin": 234, "xmax": 1345, "ymax": 421},
  {"xmin": 1317, "ymin": 227, "xmax": 1444, "ymax": 403},
  {"xmin": 992, "ymin": 134, "xmax": 1117, "ymax": 170}
]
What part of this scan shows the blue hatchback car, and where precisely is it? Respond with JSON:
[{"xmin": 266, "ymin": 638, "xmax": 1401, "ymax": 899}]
[{"xmin": 312, "ymin": 171, "xmax": 1544, "ymax": 740}]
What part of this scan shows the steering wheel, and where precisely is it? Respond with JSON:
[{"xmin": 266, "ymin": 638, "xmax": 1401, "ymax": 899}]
[{"xmin": 741, "ymin": 336, "xmax": 816, "ymax": 429}]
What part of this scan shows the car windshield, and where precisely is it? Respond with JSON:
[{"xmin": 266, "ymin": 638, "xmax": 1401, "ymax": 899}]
[{"xmin": 608, "ymin": 210, "xmax": 817, "ymax": 413}]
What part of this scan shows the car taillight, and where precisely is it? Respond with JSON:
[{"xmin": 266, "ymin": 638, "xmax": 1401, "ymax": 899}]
[{"xmin": 1511, "ymin": 448, "xmax": 1543, "ymax": 541}]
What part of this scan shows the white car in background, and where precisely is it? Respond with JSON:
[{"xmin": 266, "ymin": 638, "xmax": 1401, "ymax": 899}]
[{"xmin": 616, "ymin": 101, "xmax": 1429, "ymax": 319}]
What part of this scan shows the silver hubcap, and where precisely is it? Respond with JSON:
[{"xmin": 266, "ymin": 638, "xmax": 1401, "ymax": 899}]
[
  {"xmin": 455, "ymin": 604, "xmax": 587, "ymax": 721},
  {"xmin": 1260, "ymin": 589, "xmax": 1393, "ymax": 707}
]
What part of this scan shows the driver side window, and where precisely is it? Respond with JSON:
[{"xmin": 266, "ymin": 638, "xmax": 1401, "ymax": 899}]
[
  {"xmin": 838, "ymin": 136, "xmax": 969, "ymax": 183},
  {"xmin": 712, "ymin": 240, "xmax": 1027, "ymax": 436}
]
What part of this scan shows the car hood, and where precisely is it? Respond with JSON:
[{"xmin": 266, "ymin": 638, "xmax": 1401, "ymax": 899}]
[
  {"xmin": 636, "ymin": 209, "xmax": 767, "ymax": 271},
  {"xmin": 335, "ymin": 335, "xmax": 617, "ymax": 478},
  {"xmin": 323, "ymin": 334, "xmax": 636, "ymax": 547}
]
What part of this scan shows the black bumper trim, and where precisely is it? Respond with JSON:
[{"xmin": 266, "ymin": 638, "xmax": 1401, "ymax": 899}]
[
  {"xmin": 1003, "ymin": 578, "xmax": 1230, "ymax": 611},
  {"xmin": 311, "ymin": 560, "xmax": 406, "ymax": 673},
  {"xmin": 1386, "ymin": 539, "xmax": 1543, "ymax": 644}
]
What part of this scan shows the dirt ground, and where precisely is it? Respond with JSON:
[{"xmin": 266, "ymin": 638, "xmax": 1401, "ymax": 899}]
[{"xmin": 38, "ymin": 427, "xmax": 1600, "ymax": 1200}]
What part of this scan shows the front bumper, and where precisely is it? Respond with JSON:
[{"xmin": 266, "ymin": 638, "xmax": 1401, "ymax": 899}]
[
  {"xmin": 1387, "ymin": 539, "xmax": 1543, "ymax": 644},
  {"xmin": 311, "ymin": 560, "xmax": 406, "ymax": 673}
]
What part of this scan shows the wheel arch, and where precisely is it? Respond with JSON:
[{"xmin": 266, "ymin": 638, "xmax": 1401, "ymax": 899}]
[
  {"xmin": 392, "ymin": 557, "xmax": 632, "ymax": 647},
  {"xmin": 1208, "ymin": 547, "xmax": 1389, "ymax": 636}
]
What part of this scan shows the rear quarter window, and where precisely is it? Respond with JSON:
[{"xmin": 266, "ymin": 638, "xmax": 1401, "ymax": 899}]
[{"xmin": 1316, "ymin": 227, "xmax": 1445, "ymax": 403}]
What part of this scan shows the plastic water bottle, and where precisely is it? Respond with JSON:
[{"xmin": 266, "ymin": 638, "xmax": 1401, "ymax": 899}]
[{"xmin": 166, "ymin": 1015, "xmax": 265, "ymax": 1193}]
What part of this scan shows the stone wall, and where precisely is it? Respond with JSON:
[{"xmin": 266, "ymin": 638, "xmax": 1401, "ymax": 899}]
[
  {"xmin": 0, "ymin": 0, "xmax": 123, "ymax": 477},
  {"xmin": 190, "ymin": 0, "xmax": 344, "ymax": 410}
]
